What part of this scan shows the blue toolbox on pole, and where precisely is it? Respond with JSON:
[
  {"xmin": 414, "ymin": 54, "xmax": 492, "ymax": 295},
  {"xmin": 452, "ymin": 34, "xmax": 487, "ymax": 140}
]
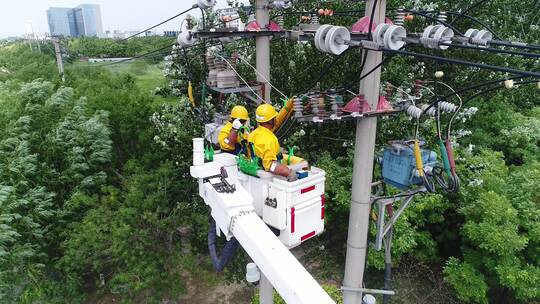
[{"xmin": 381, "ymin": 142, "xmax": 437, "ymax": 190}]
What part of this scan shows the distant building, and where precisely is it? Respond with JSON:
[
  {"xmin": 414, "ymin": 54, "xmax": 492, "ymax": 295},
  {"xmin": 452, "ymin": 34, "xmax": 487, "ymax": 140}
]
[
  {"xmin": 47, "ymin": 4, "xmax": 103, "ymax": 37},
  {"xmin": 47, "ymin": 7, "xmax": 74, "ymax": 36},
  {"xmin": 163, "ymin": 31, "xmax": 180, "ymax": 37}
]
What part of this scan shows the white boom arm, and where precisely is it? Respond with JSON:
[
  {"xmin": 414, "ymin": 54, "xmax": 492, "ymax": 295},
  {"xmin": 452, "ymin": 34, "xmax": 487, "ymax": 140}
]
[
  {"xmin": 232, "ymin": 211, "xmax": 335, "ymax": 304},
  {"xmin": 190, "ymin": 139, "xmax": 334, "ymax": 304}
]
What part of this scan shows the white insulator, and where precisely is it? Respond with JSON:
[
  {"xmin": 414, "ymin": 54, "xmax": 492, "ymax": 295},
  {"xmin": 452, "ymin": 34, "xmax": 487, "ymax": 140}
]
[
  {"xmin": 420, "ymin": 104, "xmax": 437, "ymax": 116},
  {"xmin": 293, "ymin": 99, "xmax": 304, "ymax": 118},
  {"xmin": 311, "ymin": 15, "xmax": 319, "ymax": 25},
  {"xmin": 374, "ymin": 23, "xmax": 391, "ymax": 44},
  {"xmin": 394, "ymin": 9, "xmax": 405, "ymax": 26},
  {"xmin": 437, "ymin": 11, "xmax": 447, "ymax": 23},
  {"xmin": 438, "ymin": 101, "xmax": 458, "ymax": 113},
  {"xmin": 464, "ymin": 28, "xmax": 479, "ymax": 40},
  {"xmin": 314, "ymin": 24, "xmax": 333, "ymax": 52},
  {"xmin": 177, "ymin": 30, "xmax": 196, "ymax": 47},
  {"xmin": 433, "ymin": 26, "xmax": 454, "ymax": 50},
  {"xmin": 197, "ymin": 0, "xmax": 216, "ymax": 9},
  {"xmin": 421, "ymin": 25, "xmax": 453, "ymax": 50},
  {"xmin": 276, "ymin": 15, "xmax": 285, "ymax": 27},
  {"xmin": 504, "ymin": 79, "xmax": 514, "ymax": 89},
  {"xmin": 273, "ymin": 0, "xmax": 291, "ymax": 9},
  {"xmin": 470, "ymin": 29, "xmax": 493, "ymax": 47},
  {"xmin": 383, "ymin": 25, "xmax": 407, "ymax": 50},
  {"xmin": 406, "ymin": 104, "xmax": 423, "ymax": 119},
  {"xmin": 324, "ymin": 26, "xmax": 351, "ymax": 55},
  {"xmin": 435, "ymin": 71, "xmax": 444, "ymax": 79}
]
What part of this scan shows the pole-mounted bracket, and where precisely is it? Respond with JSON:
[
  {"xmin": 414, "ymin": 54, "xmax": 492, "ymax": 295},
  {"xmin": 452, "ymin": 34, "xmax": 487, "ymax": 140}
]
[{"xmin": 372, "ymin": 187, "xmax": 426, "ymax": 251}]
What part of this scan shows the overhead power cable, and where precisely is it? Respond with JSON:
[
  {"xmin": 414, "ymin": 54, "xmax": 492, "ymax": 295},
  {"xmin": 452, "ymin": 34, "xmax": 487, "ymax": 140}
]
[
  {"xmin": 98, "ymin": 43, "xmax": 177, "ymax": 66},
  {"xmin": 121, "ymin": 7, "xmax": 195, "ymax": 41},
  {"xmin": 439, "ymin": 41, "xmax": 540, "ymax": 58},
  {"xmin": 403, "ymin": 9, "xmax": 464, "ymax": 36},
  {"xmin": 446, "ymin": 12, "xmax": 502, "ymax": 40},
  {"xmin": 421, "ymin": 75, "xmax": 530, "ymax": 115},
  {"xmin": 461, "ymin": 79, "xmax": 539, "ymax": 107},
  {"xmin": 382, "ymin": 48, "xmax": 540, "ymax": 78},
  {"xmin": 489, "ymin": 40, "xmax": 540, "ymax": 52},
  {"xmin": 454, "ymin": 0, "xmax": 490, "ymax": 20},
  {"xmin": 235, "ymin": 55, "xmax": 289, "ymax": 100}
]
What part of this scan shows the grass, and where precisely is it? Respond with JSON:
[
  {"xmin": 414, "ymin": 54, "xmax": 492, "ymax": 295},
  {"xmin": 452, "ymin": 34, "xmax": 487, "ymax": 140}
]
[{"xmin": 71, "ymin": 60, "xmax": 168, "ymax": 94}]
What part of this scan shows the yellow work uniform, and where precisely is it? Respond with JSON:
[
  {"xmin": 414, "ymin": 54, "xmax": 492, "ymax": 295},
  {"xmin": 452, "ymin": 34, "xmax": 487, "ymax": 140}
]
[
  {"xmin": 272, "ymin": 99, "xmax": 294, "ymax": 132},
  {"xmin": 218, "ymin": 122, "xmax": 244, "ymax": 152},
  {"xmin": 248, "ymin": 126, "xmax": 280, "ymax": 171}
]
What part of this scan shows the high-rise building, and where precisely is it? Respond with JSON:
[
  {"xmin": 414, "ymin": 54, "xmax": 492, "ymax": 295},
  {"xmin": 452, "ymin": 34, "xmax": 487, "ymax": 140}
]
[
  {"xmin": 47, "ymin": 4, "xmax": 103, "ymax": 37},
  {"xmin": 47, "ymin": 7, "xmax": 74, "ymax": 37}
]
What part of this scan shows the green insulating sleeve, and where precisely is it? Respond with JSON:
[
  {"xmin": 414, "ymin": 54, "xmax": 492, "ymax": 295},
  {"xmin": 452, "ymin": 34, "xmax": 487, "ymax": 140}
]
[
  {"xmin": 201, "ymin": 83, "xmax": 207, "ymax": 104},
  {"xmin": 439, "ymin": 139, "xmax": 451, "ymax": 176},
  {"xmin": 281, "ymin": 97, "xmax": 288, "ymax": 107}
]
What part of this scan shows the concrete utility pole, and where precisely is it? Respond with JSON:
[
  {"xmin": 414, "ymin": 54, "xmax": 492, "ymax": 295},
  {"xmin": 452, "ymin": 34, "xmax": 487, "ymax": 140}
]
[
  {"xmin": 343, "ymin": 1, "xmax": 387, "ymax": 303},
  {"xmin": 256, "ymin": 0, "xmax": 273, "ymax": 302},
  {"xmin": 52, "ymin": 37, "xmax": 65, "ymax": 82},
  {"xmin": 256, "ymin": 0, "xmax": 271, "ymax": 103}
]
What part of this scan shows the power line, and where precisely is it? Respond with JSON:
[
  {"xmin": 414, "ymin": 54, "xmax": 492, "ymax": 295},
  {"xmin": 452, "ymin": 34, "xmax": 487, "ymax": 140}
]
[
  {"xmin": 455, "ymin": 0, "xmax": 490, "ymax": 19},
  {"xmin": 440, "ymin": 42, "xmax": 540, "ymax": 59},
  {"xmin": 446, "ymin": 12, "xmax": 502, "ymax": 40},
  {"xmin": 403, "ymin": 9, "xmax": 464, "ymax": 36},
  {"xmin": 99, "ymin": 43, "xmax": 177, "ymax": 66},
  {"xmin": 382, "ymin": 48, "xmax": 540, "ymax": 78},
  {"xmin": 460, "ymin": 79, "xmax": 539, "ymax": 106},
  {"xmin": 421, "ymin": 75, "xmax": 530, "ymax": 116},
  {"xmin": 121, "ymin": 7, "xmax": 195, "ymax": 41}
]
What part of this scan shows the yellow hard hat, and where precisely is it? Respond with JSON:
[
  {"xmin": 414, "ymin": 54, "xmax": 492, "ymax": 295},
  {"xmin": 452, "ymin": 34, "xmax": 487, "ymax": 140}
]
[
  {"xmin": 230, "ymin": 105, "xmax": 249, "ymax": 120},
  {"xmin": 255, "ymin": 104, "xmax": 278, "ymax": 123}
]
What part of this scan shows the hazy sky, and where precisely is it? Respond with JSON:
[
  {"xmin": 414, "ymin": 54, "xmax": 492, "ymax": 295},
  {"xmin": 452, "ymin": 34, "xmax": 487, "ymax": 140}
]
[{"xmin": 0, "ymin": 0, "xmax": 243, "ymax": 38}]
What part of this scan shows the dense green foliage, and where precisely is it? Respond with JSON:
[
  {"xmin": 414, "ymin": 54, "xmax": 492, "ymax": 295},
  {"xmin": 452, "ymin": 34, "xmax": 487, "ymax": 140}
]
[
  {"xmin": 68, "ymin": 36, "xmax": 175, "ymax": 59},
  {"xmin": 0, "ymin": 0, "xmax": 539, "ymax": 303}
]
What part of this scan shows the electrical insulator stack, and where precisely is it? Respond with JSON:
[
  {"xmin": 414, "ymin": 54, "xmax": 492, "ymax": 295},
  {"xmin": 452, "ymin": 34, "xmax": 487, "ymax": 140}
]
[
  {"xmin": 394, "ymin": 8, "xmax": 405, "ymax": 26},
  {"xmin": 328, "ymin": 94, "xmax": 344, "ymax": 115},
  {"xmin": 293, "ymin": 97, "xmax": 305, "ymax": 118}
]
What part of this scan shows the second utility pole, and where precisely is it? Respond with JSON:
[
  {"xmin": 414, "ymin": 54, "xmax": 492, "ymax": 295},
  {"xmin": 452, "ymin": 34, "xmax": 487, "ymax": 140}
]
[
  {"xmin": 255, "ymin": 0, "xmax": 273, "ymax": 303},
  {"xmin": 52, "ymin": 36, "xmax": 65, "ymax": 82},
  {"xmin": 342, "ymin": 0, "xmax": 387, "ymax": 303},
  {"xmin": 256, "ymin": 0, "xmax": 271, "ymax": 103}
]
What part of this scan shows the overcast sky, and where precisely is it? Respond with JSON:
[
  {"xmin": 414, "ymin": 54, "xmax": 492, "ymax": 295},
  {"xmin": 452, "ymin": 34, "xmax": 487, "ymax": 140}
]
[{"xmin": 0, "ymin": 0, "xmax": 243, "ymax": 38}]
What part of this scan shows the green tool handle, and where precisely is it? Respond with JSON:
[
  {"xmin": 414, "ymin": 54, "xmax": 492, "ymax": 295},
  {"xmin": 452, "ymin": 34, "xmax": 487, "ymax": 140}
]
[
  {"xmin": 287, "ymin": 146, "xmax": 294, "ymax": 165},
  {"xmin": 439, "ymin": 139, "xmax": 451, "ymax": 176}
]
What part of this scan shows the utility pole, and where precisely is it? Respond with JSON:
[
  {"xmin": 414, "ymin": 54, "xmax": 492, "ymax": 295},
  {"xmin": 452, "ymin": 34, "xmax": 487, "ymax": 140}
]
[
  {"xmin": 255, "ymin": 1, "xmax": 273, "ymax": 302},
  {"xmin": 256, "ymin": 0, "xmax": 271, "ymax": 103},
  {"xmin": 342, "ymin": 1, "xmax": 387, "ymax": 303},
  {"xmin": 52, "ymin": 36, "xmax": 65, "ymax": 82}
]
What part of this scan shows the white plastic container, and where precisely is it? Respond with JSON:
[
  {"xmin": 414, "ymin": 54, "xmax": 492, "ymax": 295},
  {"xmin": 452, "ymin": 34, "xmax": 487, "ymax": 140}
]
[
  {"xmin": 193, "ymin": 138, "xmax": 205, "ymax": 166},
  {"xmin": 269, "ymin": 167, "xmax": 326, "ymax": 248},
  {"xmin": 238, "ymin": 166, "xmax": 326, "ymax": 248}
]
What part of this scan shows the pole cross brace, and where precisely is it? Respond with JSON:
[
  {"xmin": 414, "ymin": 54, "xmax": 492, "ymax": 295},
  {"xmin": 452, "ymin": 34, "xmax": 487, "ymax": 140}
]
[
  {"xmin": 373, "ymin": 187, "xmax": 426, "ymax": 251},
  {"xmin": 341, "ymin": 286, "xmax": 396, "ymax": 296}
]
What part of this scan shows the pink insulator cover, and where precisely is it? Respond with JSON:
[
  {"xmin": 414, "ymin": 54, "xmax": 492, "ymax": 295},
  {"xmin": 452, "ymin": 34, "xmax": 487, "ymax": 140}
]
[{"xmin": 351, "ymin": 16, "xmax": 394, "ymax": 33}]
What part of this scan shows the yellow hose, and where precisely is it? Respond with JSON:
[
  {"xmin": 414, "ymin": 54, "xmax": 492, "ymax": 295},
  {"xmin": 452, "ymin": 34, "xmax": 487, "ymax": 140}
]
[
  {"xmin": 188, "ymin": 81, "xmax": 196, "ymax": 107},
  {"xmin": 414, "ymin": 139, "xmax": 424, "ymax": 177}
]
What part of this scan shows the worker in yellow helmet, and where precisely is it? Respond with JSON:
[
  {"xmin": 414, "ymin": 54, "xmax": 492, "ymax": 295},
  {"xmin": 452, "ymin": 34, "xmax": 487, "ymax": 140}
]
[
  {"xmin": 248, "ymin": 99, "xmax": 296, "ymax": 181},
  {"xmin": 218, "ymin": 105, "xmax": 250, "ymax": 154}
]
